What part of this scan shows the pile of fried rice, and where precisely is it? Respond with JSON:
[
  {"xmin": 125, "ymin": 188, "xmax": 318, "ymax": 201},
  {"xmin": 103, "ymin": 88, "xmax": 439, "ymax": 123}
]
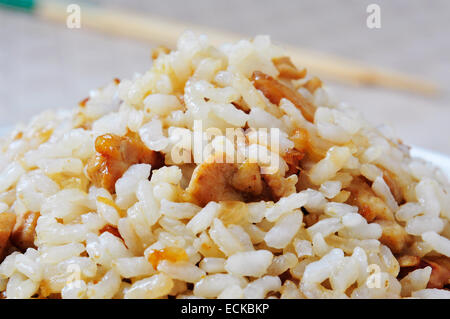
[{"xmin": 0, "ymin": 32, "xmax": 449, "ymax": 299}]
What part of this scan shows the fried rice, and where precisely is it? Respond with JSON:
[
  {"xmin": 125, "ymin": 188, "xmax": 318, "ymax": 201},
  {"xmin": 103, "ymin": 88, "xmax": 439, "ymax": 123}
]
[{"xmin": 0, "ymin": 32, "xmax": 449, "ymax": 299}]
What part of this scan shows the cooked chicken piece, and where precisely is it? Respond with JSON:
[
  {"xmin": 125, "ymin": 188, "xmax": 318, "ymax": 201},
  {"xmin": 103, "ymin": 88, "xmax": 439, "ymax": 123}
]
[
  {"xmin": 263, "ymin": 173, "xmax": 296, "ymax": 200},
  {"xmin": 304, "ymin": 212, "xmax": 320, "ymax": 228},
  {"xmin": 290, "ymin": 128, "xmax": 309, "ymax": 152},
  {"xmin": 87, "ymin": 131, "xmax": 164, "ymax": 193},
  {"xmin": 422, "ymin": 256, "xmax": 450, "ymax": 289},
  {"xmin": 251, "ymin": 71, "xmax": 316, "ymax": 122},
  {"xmin": 230, "ymin": 162, "xmax": 263, "ymax": 196},
  {"xmin": 346, "ymin": 177, "xmax": 395, "ymax": 222},
  {"xmin": 10, "ymin": 211, "xmax": 40, "ymax": 251},
  {"xmin": 187, "ymin": 162, "xmax": 243, "ymax": 206},
  {"xmin": 283, "ymin": 148, "xmax": 305, "ymax": 175},
  {"xmin": 376, "ymin": 220, "xmax": 412, "ymax": 254},
  {"xmin": 187, "ymin": 153, "xmax": 302, "ymax": 205},
  {"xmin": 0, "ymin": 212, "xmax": 16, "ymax": 261},
  {"xmin": 346, "ymin": 177, "xmax": 409, "ymax": 253},
  {"xmin": 272, "ymin": 56, "xmax": 307, "ymax": 80},
  {"xmin": 289, "ymin": 127, "xmax": 327, "ymax": 163},
  {"xmin": 303, "ymin": 76, "xmax": 323, "ymax": 94},
  {"xmin": 187, "ymin": 159, "xmax": 286, "ymax": 206}
]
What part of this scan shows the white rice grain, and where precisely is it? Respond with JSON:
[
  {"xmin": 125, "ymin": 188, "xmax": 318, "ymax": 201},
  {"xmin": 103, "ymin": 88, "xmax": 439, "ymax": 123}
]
[
  {"xmin": 265, "ymin": 211, "xmax": 302, "ymax": 249},
  {"xmin": 224, "ymin": 250, "xmax": 273, "ymax": 277}
]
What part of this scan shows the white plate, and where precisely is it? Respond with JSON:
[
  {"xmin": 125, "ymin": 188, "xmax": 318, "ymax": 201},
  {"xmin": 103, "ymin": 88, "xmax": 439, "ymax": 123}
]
[
  {"xmin": 0, "ymin": 125, "xmax": 449, "ymax": 178},
  {"xmin": 410, "ymin": 146, "xmax": 450, "ymax": 179}
]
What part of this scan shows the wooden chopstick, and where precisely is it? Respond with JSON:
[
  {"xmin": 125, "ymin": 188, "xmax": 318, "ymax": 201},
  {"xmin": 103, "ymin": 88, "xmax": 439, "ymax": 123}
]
[{"xmin": 36, "ymin": 0, "xmax": 438, "ymax": 95}]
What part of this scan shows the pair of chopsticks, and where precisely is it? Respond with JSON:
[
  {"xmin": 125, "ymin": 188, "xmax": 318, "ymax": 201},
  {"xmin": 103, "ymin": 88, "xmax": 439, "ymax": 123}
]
[{"xmin": 1, "ymin": 0, "xmax": 438, "ymax": 95}]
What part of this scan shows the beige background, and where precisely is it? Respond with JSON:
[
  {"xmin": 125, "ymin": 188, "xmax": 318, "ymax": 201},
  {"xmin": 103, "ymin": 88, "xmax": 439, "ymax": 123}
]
[{"xmin": 0, "ymin": 0, "xmax": 449, "ymax": 155}]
